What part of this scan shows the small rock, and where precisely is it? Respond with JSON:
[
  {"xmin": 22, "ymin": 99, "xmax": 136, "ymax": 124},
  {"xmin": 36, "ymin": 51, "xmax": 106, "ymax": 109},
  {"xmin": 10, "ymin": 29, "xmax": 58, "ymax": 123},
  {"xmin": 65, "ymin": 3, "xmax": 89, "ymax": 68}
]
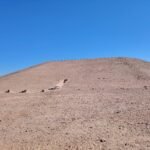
[
  {"xmin": 5, "ymin": 90, "xmax": 10, "ymax": 93},
  {"xmin": 41, "ymin": 89, "xmax": 45, "ymax": 92},
  {"xmin": 64, "ymin": 79, "xmax": 68, "ymax": 83},
  {"xmin": 49, "ymin": 86, "xmax": 58, "ymax": 90},
  {"xmin": 99, "ymin": 139, "xmax": 106, "ymax": 143},
  {"xmin": 144, "ymin": 86, "xmax": 148, "ymax": 90},
  {"xmin": 20, "ymin": 90, "xmax": 27, "ymax": 93},
  {"xmin": 115, "ymin": 110, "xmax": 121, "ymax": 114}
]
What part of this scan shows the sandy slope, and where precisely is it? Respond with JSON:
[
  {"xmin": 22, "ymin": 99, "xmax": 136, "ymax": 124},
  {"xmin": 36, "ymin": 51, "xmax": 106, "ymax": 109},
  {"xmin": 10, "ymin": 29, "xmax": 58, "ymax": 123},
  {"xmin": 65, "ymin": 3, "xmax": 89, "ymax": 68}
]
[{"xmin": 0, "ymin": 58, "xmax": 150, "ymax": 150}]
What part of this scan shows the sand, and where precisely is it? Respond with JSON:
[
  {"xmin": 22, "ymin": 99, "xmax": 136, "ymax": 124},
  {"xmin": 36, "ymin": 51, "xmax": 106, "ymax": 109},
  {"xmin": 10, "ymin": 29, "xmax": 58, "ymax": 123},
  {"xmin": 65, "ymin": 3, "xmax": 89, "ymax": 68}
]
[{"xmin": 0, "ymin": 58, "xmax": 150, "ymax": 150}]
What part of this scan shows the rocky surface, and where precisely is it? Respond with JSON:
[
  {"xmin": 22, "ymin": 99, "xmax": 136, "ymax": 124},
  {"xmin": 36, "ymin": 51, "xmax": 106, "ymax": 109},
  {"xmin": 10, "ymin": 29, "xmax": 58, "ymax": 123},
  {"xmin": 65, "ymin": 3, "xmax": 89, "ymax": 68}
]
[{"xmin": 0, "ymin": 58, "xmax": 150, "ymax": 149}]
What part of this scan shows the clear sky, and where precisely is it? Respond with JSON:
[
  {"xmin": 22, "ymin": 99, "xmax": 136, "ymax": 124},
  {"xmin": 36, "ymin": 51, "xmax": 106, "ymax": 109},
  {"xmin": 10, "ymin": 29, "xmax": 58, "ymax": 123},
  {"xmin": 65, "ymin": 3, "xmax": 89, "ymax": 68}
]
[{"xmin": 0, "ymin": 0, "xmax": 150, "ymax": 75}]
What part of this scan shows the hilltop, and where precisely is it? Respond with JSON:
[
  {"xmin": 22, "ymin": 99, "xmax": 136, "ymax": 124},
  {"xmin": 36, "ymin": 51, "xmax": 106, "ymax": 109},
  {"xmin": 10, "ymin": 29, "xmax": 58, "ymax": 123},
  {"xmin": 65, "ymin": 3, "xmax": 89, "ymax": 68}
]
[{"xmin": 0, "ymin": 58, "xmax": 150, "ymax": 149}]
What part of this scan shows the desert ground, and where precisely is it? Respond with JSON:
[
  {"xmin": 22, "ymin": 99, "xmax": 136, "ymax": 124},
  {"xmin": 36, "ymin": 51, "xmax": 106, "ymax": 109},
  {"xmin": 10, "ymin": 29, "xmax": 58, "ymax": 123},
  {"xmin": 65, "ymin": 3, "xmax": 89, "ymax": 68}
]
[{"xmin": 0, "ymin": 58, "xmax": 150, "ymax": 150}]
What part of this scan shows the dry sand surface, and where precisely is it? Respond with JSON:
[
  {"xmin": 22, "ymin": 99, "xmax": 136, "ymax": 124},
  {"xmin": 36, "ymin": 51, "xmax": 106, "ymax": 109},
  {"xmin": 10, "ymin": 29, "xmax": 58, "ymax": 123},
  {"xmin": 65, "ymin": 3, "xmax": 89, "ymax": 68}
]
[{"xmin": 0, "ymin": 58, "xmax": 150, "ymax": 150}]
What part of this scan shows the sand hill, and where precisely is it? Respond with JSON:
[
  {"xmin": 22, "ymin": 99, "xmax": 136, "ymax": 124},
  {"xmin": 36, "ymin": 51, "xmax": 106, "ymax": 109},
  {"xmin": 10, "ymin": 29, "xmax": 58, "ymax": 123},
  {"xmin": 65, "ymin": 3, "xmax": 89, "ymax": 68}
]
[{"xmin": 0, "ymin": 58, "xmax": 150, "ymax": 150}]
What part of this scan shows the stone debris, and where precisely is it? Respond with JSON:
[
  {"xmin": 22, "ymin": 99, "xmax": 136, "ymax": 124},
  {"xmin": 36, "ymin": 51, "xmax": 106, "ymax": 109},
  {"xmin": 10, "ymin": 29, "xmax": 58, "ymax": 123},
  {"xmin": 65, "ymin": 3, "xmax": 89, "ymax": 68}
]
[
  {"xmin": 20, "ymin": 90, "xmax": 27, "ymax": 93},
  {"xmin": 5, "ymin": 90, "xmax": 10, "ymax": 93}
]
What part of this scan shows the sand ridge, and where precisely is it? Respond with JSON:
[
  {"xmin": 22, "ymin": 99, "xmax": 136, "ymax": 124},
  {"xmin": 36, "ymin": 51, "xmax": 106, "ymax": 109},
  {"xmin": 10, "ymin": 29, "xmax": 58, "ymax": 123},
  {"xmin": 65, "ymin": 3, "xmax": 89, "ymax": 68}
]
[{"xmin": 0, "ymin": 79, "xmax": 69, "ymax": 94}]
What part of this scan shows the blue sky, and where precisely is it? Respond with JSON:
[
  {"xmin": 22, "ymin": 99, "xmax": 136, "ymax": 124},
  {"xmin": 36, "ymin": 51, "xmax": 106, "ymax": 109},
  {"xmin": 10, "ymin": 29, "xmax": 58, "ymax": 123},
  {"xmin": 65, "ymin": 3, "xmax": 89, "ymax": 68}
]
[{"xmin": 0, "ymin": 0, "xmax": 150, "ymax": 75}]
